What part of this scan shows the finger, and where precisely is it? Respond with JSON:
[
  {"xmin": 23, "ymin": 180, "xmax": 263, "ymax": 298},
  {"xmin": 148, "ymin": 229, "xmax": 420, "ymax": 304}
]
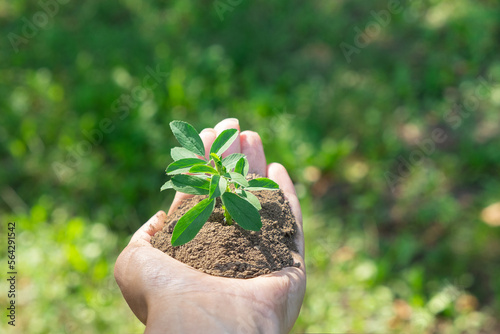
[
  {"xmin": 267, "ymin": 163, "xmax": 304, "ymax": 258},
  {"xmin": 200, "ymin": 128, "xmax": 217, "ymax": 160},
  {"xmin": 240, "ymin": 131, "xmax": 267, "ymax": 177},
  {"xmin": 168, "ymin": 191, "xmax": 190, "ymax": 216},
  {"xmin": 267, "ymin": 163, "xmax": 298, "ymax": 205},
  {"xmin": 114, "ymin": 245, "xmax": 150, "ymax": 324},
  {"xmin": 214, "ymin": 118, "xmax": 241, "ymax": 157},
  {"xmin": 130, "ymin": 211, "xmax": 167, "ymax": 244},
  {"xmin": 169, "ymin": 128, "xmax": 217, "ymax": 215},
  {"xmin": 251, "ymin": 263, "xmax": 306, "ymax": 333}
]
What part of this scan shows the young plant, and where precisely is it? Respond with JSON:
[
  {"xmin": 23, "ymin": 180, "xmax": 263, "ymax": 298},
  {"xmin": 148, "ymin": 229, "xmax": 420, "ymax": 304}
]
[{"xmin": 161, "ymin": 121, "xmax": 279, "ymax": 246}]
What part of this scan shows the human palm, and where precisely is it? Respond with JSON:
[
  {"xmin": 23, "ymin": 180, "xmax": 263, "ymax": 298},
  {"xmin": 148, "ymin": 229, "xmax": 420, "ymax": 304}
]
[{"xmin": 114, "ymin": 119, "xmax": 306, "ymax": 333}]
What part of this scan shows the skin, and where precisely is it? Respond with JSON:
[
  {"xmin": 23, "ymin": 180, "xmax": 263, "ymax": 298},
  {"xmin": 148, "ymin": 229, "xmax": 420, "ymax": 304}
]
[{"xmin": 114, "ymin": 118, "xmax": 306, "ymax": 333}]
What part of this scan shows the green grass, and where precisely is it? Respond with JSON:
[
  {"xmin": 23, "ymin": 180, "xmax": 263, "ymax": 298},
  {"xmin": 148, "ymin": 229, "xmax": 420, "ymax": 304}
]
[{"xmin": 1, "ymin": 0, "xmax": 500, "ymax": 332}]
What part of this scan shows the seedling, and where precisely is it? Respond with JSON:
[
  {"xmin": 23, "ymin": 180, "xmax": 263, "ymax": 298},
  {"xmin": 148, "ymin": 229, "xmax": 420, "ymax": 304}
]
[{"xmin": 161, "ymin": 121, "xmax": 279, "ymax": 246}]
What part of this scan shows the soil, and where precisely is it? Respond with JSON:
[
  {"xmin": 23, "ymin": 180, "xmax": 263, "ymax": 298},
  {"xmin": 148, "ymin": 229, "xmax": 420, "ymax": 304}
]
[{"xmin": 151, "ymin": 176, "xmax": 299, "ymax": 279}]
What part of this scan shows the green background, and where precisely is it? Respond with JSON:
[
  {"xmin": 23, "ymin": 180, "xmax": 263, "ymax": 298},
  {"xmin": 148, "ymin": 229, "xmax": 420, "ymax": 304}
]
[{"xmin": 1, "ymin": 0, "xmax": 499, "ymax": 333}]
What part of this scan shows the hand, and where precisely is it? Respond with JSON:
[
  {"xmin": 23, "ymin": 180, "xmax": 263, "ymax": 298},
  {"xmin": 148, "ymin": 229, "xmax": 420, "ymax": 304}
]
[{"xmin": 114, "ymin": 118, "xmax": 306, "ymax": 334}]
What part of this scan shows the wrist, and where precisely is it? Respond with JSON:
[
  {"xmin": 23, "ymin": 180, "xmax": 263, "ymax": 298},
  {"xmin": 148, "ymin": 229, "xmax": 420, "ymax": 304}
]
[{"xmin": 144, "ymin": 294, "xmax": 282, "ymax": 334}]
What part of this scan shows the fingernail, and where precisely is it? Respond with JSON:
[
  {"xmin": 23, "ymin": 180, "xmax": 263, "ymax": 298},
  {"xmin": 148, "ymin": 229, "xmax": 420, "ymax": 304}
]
[{"xmin": 226, "ymin": 118, "xmax": 239, "ymax": 124}]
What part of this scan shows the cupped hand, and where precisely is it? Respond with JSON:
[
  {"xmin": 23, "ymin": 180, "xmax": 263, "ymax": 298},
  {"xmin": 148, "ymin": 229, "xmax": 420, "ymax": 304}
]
[{"xmin": 114, "ymin": 118, "xmax": 306, "ymax": 334}]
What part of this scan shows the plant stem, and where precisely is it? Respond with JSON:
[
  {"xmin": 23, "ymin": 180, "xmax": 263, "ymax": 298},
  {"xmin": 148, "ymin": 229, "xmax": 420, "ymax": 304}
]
[
  {"xmin": 223, "ymin": 206, "xmax": 233, "ymax": 225},
  {"xmin": 215, "ymin": 162, "xmax": 223, "ymax": 174}
]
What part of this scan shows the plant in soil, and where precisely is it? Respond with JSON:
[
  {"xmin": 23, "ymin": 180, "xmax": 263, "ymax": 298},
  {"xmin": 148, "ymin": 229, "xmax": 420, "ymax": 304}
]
[{"xmin": 161, "ymin": 120, "xmax": 279, "ymax": 246}]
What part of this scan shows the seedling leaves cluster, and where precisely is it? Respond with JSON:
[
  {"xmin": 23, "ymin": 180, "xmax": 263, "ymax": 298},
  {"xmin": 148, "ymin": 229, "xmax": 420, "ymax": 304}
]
[{"xmin": 161, "ymin": 121, "xmax": 279, "ymax": 246}]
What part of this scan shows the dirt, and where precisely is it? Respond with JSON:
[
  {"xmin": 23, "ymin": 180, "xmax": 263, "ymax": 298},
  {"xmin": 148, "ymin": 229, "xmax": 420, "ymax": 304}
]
[{"xmin": 151, "ymin": 178, "xmax": 299, "ymax": 279}]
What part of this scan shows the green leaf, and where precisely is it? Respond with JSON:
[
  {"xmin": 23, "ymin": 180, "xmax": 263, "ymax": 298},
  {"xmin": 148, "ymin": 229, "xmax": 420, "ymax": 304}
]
[
  {"xmin": 170, "ymin": 175, "xmax": 210, "ymax": 195},
  {"xmin": 210, "ymin": 152, "xmax": 225, "ymax": 174},
  {"xmin": 189, "ymin": 165, "xmax": 218, "ymax": 175},
  {"xmin": 234, "ymin": 157, "xmax": 249, "ymax": 177},
  {"xmin": 245, "ymin": 178, "xmax": 279, "ymax": 191},
  {"xmin": 209, "ymin": 174, "xmax": 227, "ymax": 200},
  {"xmin": 222, "ymin": 192, "xmax": 262, "ymax": 231},
  {"xmin": 210, "ymin": 129, "xmax": 238, "ymax": 156},
  {"xmin": 239, "ymin": 189, "xmax": 262, "ymax": 210},
  {"xmin": 225, "ymin": 172, "xmax": 249, "ymax": 187},
  {"xmin": 222, "ymin": 153, "xmax": 245, "ymax": 171},
  {"xmin": 165, "ymin": 158, "xmax": 207, "ymax": 175},
  {"xmin": 171, "ymin": 198, "xmax": 215, "ymax": 246},
  {"xmin": 193, "ymin": 174, "xmax": 210, "ymax": 180},
  {"xmin": 171, "ymin": 147, "xmax": 198, "ymax": 161},
  {"xmin": 160, "ymin": 180, "xmax": 174, "ymax": 191},
  {"xmin": 170, "ymin": 121, "xmax": 205, "ymax": 157},
  {"xmin": 210, "ymin": 152, "xmax": 221, "ymax": 163}
]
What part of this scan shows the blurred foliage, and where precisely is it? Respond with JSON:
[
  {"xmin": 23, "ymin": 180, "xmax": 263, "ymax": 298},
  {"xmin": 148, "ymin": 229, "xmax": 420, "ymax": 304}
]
[
  {"xmin": 0, "ymin": 206, "xmax": 144, "ymax": 333},
  {"xmin": 1, "ymin": 0, "xmax": 500, "ymax": 332}
]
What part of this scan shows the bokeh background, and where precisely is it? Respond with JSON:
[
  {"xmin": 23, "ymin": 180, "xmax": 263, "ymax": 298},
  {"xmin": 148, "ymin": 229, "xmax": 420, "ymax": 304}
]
[{"xmin": 1, "ymin": 0, "xmax": 500, "ymax": 333}]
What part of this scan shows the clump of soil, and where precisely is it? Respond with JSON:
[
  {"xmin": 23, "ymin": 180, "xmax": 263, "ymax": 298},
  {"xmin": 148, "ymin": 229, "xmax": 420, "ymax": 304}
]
[{"xmin": 151, "ymin": 182, "xmax": 298, "ymax": 279}]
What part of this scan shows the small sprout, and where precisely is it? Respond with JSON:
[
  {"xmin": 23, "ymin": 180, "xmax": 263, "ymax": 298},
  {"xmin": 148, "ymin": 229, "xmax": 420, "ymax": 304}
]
[{"xmin": 161, "ymin": 121, "xmax": 279, "ymax": 246}]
